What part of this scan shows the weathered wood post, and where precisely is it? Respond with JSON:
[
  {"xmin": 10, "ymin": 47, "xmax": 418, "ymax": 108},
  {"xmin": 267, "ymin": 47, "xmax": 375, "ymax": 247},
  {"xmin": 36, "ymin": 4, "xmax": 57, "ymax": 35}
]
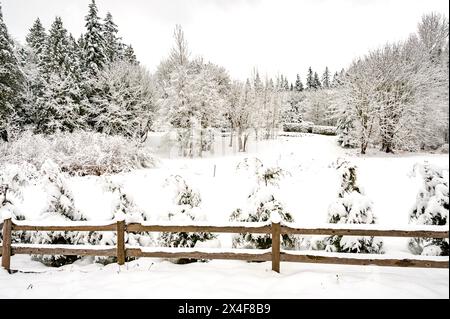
[
  {"xmin": 271, "ymin": 212, "xmax": 281, "ymax": 273},
  {"xmin": 1, "ymin": 214, "xmax": 12, "ymax": 272},
  {"xmin": 116, "ymin": 216, "xmax": 126, "ymax": 266}
]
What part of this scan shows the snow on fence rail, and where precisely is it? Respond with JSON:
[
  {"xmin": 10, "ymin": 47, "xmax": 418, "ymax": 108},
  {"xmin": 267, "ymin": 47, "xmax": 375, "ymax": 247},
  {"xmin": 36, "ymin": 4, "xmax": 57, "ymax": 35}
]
[{"xmin": 1, "ymin": 217, "xmax": 448, "ymax": 273}]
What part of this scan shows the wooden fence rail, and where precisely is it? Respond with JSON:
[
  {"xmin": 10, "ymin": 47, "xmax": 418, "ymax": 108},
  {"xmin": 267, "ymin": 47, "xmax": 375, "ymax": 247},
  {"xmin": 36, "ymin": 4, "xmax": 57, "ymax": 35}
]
[{"xmin": 1, "ymin": 217, "xmax": 449, "ymax": 273}]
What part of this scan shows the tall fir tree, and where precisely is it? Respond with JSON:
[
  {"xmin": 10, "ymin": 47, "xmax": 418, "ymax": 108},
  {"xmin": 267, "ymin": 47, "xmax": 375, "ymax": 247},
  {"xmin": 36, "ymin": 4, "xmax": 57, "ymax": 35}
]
[
  {"xmin": 306, "ymin": 67, "xmax": 314, "ymax": 90},
  {"xmin": 0, "ymin": 4, "xmax": 23, "ymax": 141},
  {"xmin": 35, "ymin": 17, "xmax": 82, "ymax": 134},
  {"xmin": 295, "ymin": 74, "xmax": 304, "ymax": 92},
  {"xmin": 83, "ymin": 0, "xmax": 107, "ymax": 75},
  {"xmin": 123, "ymin": 44, "xmax": 137, "ymax": 64},
  {"xmin": 26, "ymin": 18, "xmax": 47, "ymax": 60},
  {"xmin": 322, "ymin": 66, "xmax": 331, "ymax": 89},
  {"xmin": 313, "ymin": 72, "xmax": 322, "ymax": 89},
  {"xmin": 103, "ymin": 12, "xmax": 122, "ymax": 63}
]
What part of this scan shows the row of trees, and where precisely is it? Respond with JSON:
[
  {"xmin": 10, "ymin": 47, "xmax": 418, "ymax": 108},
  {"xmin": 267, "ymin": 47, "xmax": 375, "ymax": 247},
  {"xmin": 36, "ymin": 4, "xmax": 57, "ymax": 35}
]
[
  {"xmin": 1, "ymin": 1, "xmax": 448, "ymax": 155},
  {"xmin": 1, "ymin": 1, "xmax": 152, "ymax": 143},
  {"xmin": 335, "ymin": 13, "xmax": 449, "ymax": 154}
]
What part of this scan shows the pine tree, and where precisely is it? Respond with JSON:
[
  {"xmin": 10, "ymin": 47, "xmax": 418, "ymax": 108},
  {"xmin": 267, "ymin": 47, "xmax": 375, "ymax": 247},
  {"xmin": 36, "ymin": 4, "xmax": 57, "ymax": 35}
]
[
  {"xmin": 313, "ymin": 72, "xmax": 322, "ymax": 89},
  {"xmin": 158, "ymin": 175, "xmax": 216, "ymax": 264},
  {"xmin": 123, "ymin": 44, "xmax": 137, "ymax": 64},
  {"xmin": 89, "ymin": 178, "xmax": 153, "ymax": 265},
  {"xmin": 83, "ymin": 0, "xmax": 107, "ymax": 75},
  {"xmin": 31, "ymin": 160, "xmax": 88, "ymax": 267},
  {"xmin": 409, "ymin": 163, "xmax": 449, "ymax": 256},
  {"xmin": 322, "ymin": 160, "xmax": 384, "ymax": 253},
  {"xmin": 103, "ymin": 12, "xmax": 122, "ymax": 63},
  {"xmin": 25, "ymin": 18, "xmax": 47, "ymax": 60},
  {"xmin": 295, "ymin": 74, "xmax": 304, "ymax": 92},
  {"xmin": 331, "ymin": 71, "xmax": 340, "ymax": 87},
  {"xmin": 322, "ymin": 66, "xmax": 331, "ymax": 89},
  {"xmin": 283, "ymin": 78, "xmax": 289, "ymax": 91},
  {"xmin": 0, "ymin": 4, "xmax": 23, "ymax": 141},
  {"xmin": 41, "ymin": 17, "xmax": 69, "ymax": 76},
  {"xmin": 230, "ymin": 159, "xmax": 298, "ymax": 250},
  {"xmin": 35, "ymin": 17, "xmax": 81, "ymax": 134},
  {"xmin": 306, "ymin": 67, "xmax": 314, "ymax": 90}
]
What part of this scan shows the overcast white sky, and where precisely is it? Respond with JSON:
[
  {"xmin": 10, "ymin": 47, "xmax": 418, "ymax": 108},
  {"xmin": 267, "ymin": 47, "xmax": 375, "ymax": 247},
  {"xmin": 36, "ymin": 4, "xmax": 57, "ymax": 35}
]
[{"xmin": 1, "ymin": 0, "xmax": 448, "ymax": 82}]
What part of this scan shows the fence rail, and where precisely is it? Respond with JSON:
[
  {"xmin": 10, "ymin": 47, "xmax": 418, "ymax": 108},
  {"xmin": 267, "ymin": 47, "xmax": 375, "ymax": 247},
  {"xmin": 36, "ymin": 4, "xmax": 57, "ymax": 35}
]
[{"xmin": 1, "ymin": 217, "xmax": 449, "ymax": 273}]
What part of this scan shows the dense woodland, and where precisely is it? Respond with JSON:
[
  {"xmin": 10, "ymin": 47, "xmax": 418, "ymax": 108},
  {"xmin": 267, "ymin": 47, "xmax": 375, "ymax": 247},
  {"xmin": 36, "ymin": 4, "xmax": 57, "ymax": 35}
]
[{"xmin": 1, "ymin": 0, "xmax": 449, "ymax": 156}]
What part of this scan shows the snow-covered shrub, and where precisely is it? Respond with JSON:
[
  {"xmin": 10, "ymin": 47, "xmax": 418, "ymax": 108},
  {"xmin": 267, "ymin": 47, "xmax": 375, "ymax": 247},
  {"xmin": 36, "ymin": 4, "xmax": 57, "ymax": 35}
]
[
  {"xmin": 232, "ymin": 158, "xmax": 298, "ymax": 250},
  {"xmin": 236, "ymin": 157, "xmax": 289, "ymax": 188},
  {"xmin": 336, "ymin": 118, "xmax": 358, "ymax": 149},
  {"xmin": 311, "ymin": 125, "xmax": 336, "ymax": 136},
  {"xmin": 157, "ymin": 175, "xmax": 216, "ymax": 264},
  {"xmin": 0, "ymin": 164, "xmax": 37, "ymax": 243},
  {"xmin": 30, "ymin": 160, "xmax": 89, "ymax": 267},
  {"xmin": 0, "ymin": 130, "xmax": 157, "ymax": 176},
  {"xmin": 89, "ymin": 178, "xmax": 153, "ymax": 265},
  {"xmin": 283, "ymin": 122, "xmax": 313, "ymax": 133},
  {"xmin": 230, "ymin": 187, "xmax": 297, "ymax": 250},
  {"xmin": 322, "ymin": 159, "xmax": 384, "ymax": 253},
  {"xmin": 408, "ymin": 163, "xmax": 449, "ymax": 256}
]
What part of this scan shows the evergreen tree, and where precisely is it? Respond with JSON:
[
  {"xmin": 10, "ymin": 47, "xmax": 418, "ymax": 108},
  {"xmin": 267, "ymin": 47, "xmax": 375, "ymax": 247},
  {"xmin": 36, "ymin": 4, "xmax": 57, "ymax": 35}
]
[
  {"xmin": 409, "ymin": 163, "xmax": 449, "ymax": 256},
  {"xmin": 103, "ymin": 12, "xmax": 122, "ymax": 63},
  {"xmin": 313, "ymin": 72, "xmax": 322, "ymax": 89},
  {"xmin": 322, "ymin": 66, "xmax": 331, "ymax": 89},
  {"xmin": 83, "ymin": 0, "xmax": 107, "ymax": 75},
  {"xmin": 25, "ymin": 18, "xmax": 47, "ymax": 60},
  {"xmin": 123, "ymin": 44, "xmax": 137, "ymax": 64},
  {"xmin": 31, "ymin": 160, "xmax": 88, "ymax": 267},
  {"xmin": 41, "ymin": 17, "xmax": 69, "ymax": 76},
  {"xmin": 230, "ymin": 159, "xmax": 298, "ymax": 250},
  {"xmin": 158, "ymin": 175, "xmax": 216, "ymax": 264},
  {"xmin": 0, "ymin": 4, "xmax": 23, "ymax": 141},
  {"xmin": 295, "ymin": 74, "xmax": 304, "ymax": 92},
  {"xmin": 283, "ymin": 77, "xmax": 289, "ymax": 91},
  {"xmin": 331, "ymin": 71, "xmax": 340, "ymax": 87},
  {"xmin": 306, "ymin": 67, "xmax": 314, "ymax": 90},
  {"xmin": 322, "ymin": 160, "xmax": 384, "ymax": 253}
]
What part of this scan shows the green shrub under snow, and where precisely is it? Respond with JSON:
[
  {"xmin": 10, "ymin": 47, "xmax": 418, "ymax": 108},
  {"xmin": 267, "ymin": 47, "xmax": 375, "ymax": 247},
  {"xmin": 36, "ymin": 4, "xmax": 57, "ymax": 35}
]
[{"xmin": 0, "ymin": 131, "xmax": 157, "ymax": 176}]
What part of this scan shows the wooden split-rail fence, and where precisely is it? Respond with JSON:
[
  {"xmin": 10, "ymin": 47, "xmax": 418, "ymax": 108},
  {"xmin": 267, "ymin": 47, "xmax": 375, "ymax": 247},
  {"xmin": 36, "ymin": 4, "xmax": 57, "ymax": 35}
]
[{"xmin": 1, "ymin": 217, "xmax": 448, "ymax": 273}]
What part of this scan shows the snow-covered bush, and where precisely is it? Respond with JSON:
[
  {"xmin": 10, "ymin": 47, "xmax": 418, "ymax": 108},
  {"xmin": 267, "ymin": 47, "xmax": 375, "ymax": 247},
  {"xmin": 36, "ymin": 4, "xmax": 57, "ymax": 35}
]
[
  {"xmin": 311, "ymin": 125, "xmax": 336, "ymax": 136},
  {"xmin": 0, "ymin": 130, "xmax": 157, "ymax": 176},
  {"xmin": 322, "ymin": 159, "xmax": 384, "ymax": 253},
  {"xmin": 157, "ymin": 175, "xmax": 216, "ymax": 264},
  {"xmin": 283, "ymin": 122, "xmax": 313, "ymax": 133},
  {"xmin": 236, "ymin": 157, "xmax": 289, "ymax": 188},
  {"xmin": 408, "ymin": 163, "xmax": 449, "ymax": 256},
  {"xmin": 89, "ymin": 178, "xmax": 153, "ymax": 265},
  {"xmin": 0, "ymin": 164, "xmax": 37, "ymax": 243},
  {"xmin": 30, "ymin": 160, "xmax": 89, "ymax": 267},
  {"xmin": 230, "ymin": 187, "xmax": 297, "ymax": 250},
  {"xmin": 231, "ymin": 158, "xmax": 298, "ymax": 250}
]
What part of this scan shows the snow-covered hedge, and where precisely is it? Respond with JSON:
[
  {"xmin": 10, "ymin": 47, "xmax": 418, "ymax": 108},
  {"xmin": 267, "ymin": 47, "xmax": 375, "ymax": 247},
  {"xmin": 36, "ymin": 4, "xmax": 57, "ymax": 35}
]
[
  {"xmin": 283, "ymin": 122, "xmax": 314, "ymax": 133},
  {"xmin": 0, "ymin": 131, "xmax": 157, "ymax": 176},
  {"xmin": 312, "ymin": 125, "xmax": 337, "ymax": 136},
  {"xmin": 283, "ymin": 122, "xmax": 336, "ymax": 136}
]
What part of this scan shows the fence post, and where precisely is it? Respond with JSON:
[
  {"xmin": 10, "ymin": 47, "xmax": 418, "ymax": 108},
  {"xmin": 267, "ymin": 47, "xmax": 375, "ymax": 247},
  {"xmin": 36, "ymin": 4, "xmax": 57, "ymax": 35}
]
[
  {"xmin": 2, "ymin": 217, "xmax": 12, "ymax": 272},
  {"xmin": 271, "ymin": 213, "xmax": 281, "ymax": 273},
  {"xmin": 117, "ymin": 219, "xmax": 126, "ymax": 266}
]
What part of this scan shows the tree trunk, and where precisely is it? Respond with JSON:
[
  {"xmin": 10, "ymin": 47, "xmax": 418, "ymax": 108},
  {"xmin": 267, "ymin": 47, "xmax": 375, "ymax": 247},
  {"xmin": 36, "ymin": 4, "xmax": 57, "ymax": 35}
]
[
  {"xmin": 229, "ymin": 128, "xmax": 234, "ymax": 147},
  {"xmin": 243, "ymin": 134, "xmax": 249, "ymax": 152}
]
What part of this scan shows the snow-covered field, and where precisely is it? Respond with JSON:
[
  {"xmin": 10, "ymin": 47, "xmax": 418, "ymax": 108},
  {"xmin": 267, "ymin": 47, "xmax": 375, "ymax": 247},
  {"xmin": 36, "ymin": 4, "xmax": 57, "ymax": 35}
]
[
  {"xmin": 1, "ymin": 133, "xmax": 449, "ymax": 298},
  {"xmin": 1, "ymin": 255, "xmax": 448, "ymax": 299}
]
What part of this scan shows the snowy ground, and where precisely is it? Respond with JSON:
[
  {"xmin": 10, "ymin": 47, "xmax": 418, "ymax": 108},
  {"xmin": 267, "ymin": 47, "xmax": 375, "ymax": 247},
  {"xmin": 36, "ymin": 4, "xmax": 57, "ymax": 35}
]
[
  {"xmin": 1, "ymin": 255, "xmax": 447, "ymax": 299},
  {"xmin": 1, "ymin": 133, "xmax": 449, "ymax": 298}
]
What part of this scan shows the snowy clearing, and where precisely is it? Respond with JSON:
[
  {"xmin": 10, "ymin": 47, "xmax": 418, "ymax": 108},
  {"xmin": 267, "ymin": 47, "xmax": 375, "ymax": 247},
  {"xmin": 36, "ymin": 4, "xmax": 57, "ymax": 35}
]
[{"xmin": 1, "ymin": 134, "xmax": 448, "ymax": 298}]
